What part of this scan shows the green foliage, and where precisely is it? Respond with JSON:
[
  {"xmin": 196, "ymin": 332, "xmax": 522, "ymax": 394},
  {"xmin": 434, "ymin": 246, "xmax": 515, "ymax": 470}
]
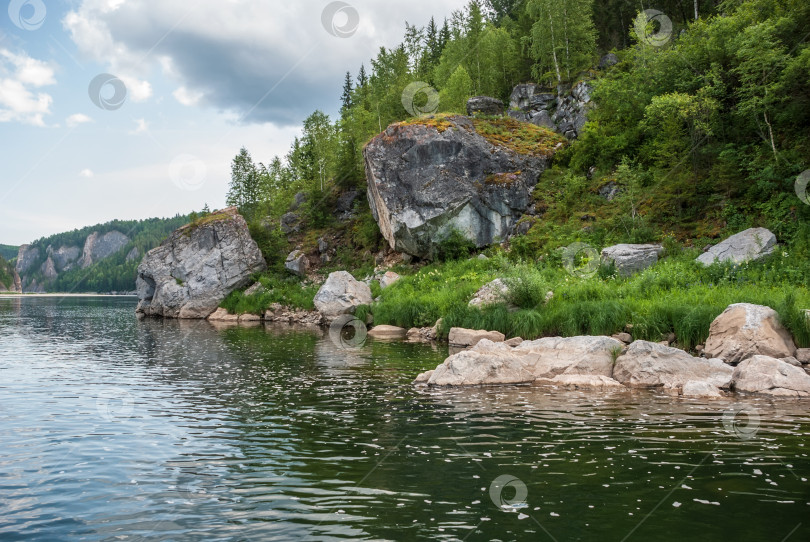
[
  {"xmin": 435, "ymin": 230, "xmax": 477, "ymax": 261},
  {"xmin": 438, "ymin": 66, "xmax": 474, "ymax": 114},
  {"xmin": 0, "ymin": 245, "xmax": 18, "ymax": 261},
  {"xmin": 527, "ymin": 0, "xmax": 597, "ymax": 85},
  {"xmin": 221, "ymin": 275, "xmax": 319, "ymax": 314},
  {"xmin": 0, "ymin": 255, "xmax": 14, "ymax": 290}
]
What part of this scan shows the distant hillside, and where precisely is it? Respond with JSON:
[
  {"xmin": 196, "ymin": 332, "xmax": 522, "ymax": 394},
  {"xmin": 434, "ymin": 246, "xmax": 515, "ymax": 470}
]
[
  {"xmin": 0, "ymin": 244, "xmax": 18, "ymax": 261},
  {"xmin": 0, "ymin": 255, "xmax": 16, "ymax": 292},
  {"xmin": 15, "ymin": 216, "xmax": 190, "ymax": 293}
]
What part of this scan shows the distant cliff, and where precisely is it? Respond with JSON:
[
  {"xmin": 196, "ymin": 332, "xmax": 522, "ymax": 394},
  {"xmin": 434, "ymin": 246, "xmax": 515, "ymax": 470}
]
[{"xmin": 13, "ymin": 216, "xmax": 190, "ymax": 293}]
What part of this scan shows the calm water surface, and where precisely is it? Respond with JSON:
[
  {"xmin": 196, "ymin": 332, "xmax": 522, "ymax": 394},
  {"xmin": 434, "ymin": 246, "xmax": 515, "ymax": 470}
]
[{"xmin": 0, "ymin": 296, "xmax": 808, "ymax": 541}]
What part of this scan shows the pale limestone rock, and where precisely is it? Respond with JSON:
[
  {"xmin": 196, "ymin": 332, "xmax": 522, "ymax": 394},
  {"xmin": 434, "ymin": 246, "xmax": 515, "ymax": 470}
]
[{"xmin": 704, "ymin": 304, "xmax": 796, "ymax": 364}]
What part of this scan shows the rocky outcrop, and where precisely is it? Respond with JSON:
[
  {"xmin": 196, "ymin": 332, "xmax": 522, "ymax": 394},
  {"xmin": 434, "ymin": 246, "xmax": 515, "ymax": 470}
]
[
  {"xmin": 704, "ymin": 303, "xmax": 797, "ymax": 364},
  {"xmin": 601, "ymin": 244, "xmax": 663, "ymax": 276},
  {"xmin": 613, "ymin": 341, "xmax": 733, "ymax": 390},
  {"xmin": 80, "ymin": 231, "xmax": 130, "ymax": 268},
  {"xmin": 313, "ymin": 271, "xmax": 373, "ymax": 320},
  {"xmin": 40, "ymin": 257, "xmax": 57, "ymax": 280},
  {"xmin": 364, "ymin": 115, "xmax": 558, "ymax": 258},
  {"xmin": 48, "ymin": 245, "xmax": 81, "ymax": 271},
  {"xmin": 467, "ymin": 96, "xmax": 504, "ymax": 117},
  {"xmin": 136, "ymin": 207, "xmax": 267, "ymax": 319},
  {"xmin": 508, "ymin": 81, "xmax": 591, "ymax": 139},
  {"xmin": 15, "ymin": 245, "xmax": 40, "ymax": 275},
  {"xmin": 732, "ymin": 356, "xmax": 810, "ymax": 397},
  {"xmin": 697, "ymin": 228, "xmax": 777, "ymax": 266},
  {"xmin": 126, "ymin": 247, "xmax": 140, "ymax": 262},
  {"xmin": 448, "ymin": 327, "xmax": 506, "ymax": 347}
]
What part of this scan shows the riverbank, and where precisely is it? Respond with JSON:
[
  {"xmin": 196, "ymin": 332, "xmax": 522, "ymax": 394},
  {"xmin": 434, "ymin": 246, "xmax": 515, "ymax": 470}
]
[
  {"xmin": 221, "ymin": 243, "xmax": 810, "ymax": 354},
  {"xmin": 0, "ymin": 293, "xmax": 138, "ymax": 297}
]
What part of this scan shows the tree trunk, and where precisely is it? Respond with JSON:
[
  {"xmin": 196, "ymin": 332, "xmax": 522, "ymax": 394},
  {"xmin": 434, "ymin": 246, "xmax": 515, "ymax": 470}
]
[
  {"xmin": 694, "ymin": 0, "xmax": 699, "ymax": 21},
  {"xmin": 548, "ymin": 11, "xmax": 562, "ymax": 87}
]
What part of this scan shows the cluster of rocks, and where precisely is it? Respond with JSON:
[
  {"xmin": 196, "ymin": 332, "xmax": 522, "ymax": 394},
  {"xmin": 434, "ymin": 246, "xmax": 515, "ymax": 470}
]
[
  {"xmin": 208, "ymin": 303, "xmax": 325, "ymax": 327},
  {"xmin": 414, "ymin": 302, "xmax": 810, "ymax": 399},
  {"xmin": 279, "ymin": 190, "xmax": 360, "ymax": 238},
  {"xmin": 507, "ymin": 82, "xmax": 591, "ymax": 140}
]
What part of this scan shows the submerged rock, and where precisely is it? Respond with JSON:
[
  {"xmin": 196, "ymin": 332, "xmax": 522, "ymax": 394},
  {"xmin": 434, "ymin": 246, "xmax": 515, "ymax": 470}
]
[
  {"xmin": 368, "ymin": 325, "xmax": 408, "ymax": 340},
  {"xmin": 518, "ymin": 336, "xmax": 624, "ymax": 379},
  {"xmin": 697, "ymin": 228, "xmax": 776, "ymax": 266},
  {"xmin": 704, "ymin": 303, "xmax": 797, "ymax": 364},
  {"xmin": 136, "ymin": 207, "xmax": 267, "ymax": 319},
  {"xmin": 364, "ymin": 115, "xmax": 558, "ymax": 258}
]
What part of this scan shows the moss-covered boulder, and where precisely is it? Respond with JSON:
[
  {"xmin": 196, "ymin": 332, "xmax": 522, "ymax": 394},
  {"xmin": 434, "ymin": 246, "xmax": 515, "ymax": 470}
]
[{"xmin": 364, "ymin": 114, "xmax": 564, "ymax": 259}]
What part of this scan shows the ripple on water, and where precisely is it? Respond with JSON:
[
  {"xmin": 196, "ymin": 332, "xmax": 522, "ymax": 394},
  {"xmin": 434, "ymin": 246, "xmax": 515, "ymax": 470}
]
[{"xmin": 0, "ymin": 296, "xmax": 809, "ymax": 541}]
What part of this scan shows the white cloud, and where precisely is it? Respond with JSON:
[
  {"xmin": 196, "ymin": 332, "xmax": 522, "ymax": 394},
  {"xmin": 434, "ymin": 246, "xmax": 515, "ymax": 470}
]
[
  {"xmin": 130, "ymin": 118, "xmax": 148, "ymax": 134},
  {"xmin": 62, "ymin": 0, "xmax": 468, "ymax": 124},
  {"xmin": 66, "ymin": 113, "xmax": 93, "ymax": 127},
  {"xmin": 79, "ymin": 169, "xmax": 95, "ymax": 178},
  {"xmin": 173, "ymin": 86, "xmax": 202, "ymax": 106},
  {"xmin": 0, "ymin": 49, "xmax": 56, "ymax": 126}
]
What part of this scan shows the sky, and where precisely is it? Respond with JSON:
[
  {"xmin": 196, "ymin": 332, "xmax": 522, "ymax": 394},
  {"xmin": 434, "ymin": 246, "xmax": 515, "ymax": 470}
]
[{"xmin": 0, "ymin": 0, "xmax": 468, "ymax": 246}]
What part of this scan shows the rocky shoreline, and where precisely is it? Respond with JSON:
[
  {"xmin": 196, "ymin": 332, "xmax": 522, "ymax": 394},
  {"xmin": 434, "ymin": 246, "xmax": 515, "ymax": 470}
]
[{"xmin": 413, "ymin": 303, "xmax": 810, "ymax": 399}]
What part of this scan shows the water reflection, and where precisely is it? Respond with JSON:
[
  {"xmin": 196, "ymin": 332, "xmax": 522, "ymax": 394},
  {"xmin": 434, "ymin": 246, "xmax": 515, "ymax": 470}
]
[{"xmin": 0, "ymin": 297, "xmax": 808, "ymax": 542}]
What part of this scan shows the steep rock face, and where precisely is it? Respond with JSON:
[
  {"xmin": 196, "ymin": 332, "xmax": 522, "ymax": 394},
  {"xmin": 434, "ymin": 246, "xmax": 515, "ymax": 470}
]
[
  {"xmin": 15, "ymin": 245, "xmax": 40, "ymax": 275},
  {"xmin": 48, "ymin": 245, "xmax": 81, "ymax": 272},
  {"xmin": 80, "ymin": 231, "xmax": 130, "ymax": 268},
  {"xmin": 508, "ymin": 82, "xmax": 591, "ymax": 139},
  {"xmin": 364, "ymin": 115, "xmax": 558, "ymax": 258},
  {"xmin": 135, "ymin": 208, "xmax": 267, "ymax": 319},
  {"xmin": 40, "ymin": 257, "xmax": 58, "ymax": 280}
]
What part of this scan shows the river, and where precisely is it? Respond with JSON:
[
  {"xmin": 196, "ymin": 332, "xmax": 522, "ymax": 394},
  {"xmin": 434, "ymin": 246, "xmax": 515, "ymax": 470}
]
[{"xmin": 0, "ymin": 296, "xmax": 808, "ymax": 541}]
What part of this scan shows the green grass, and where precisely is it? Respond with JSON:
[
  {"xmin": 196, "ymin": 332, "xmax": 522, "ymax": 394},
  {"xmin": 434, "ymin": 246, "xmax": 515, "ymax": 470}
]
[
  {"xmin": 221, "ymin": 275, "xmax": 319, "ymax": 314},
  {"xmin": 369, "ymin": 247, "xmax": 810, "ymax": 351}
]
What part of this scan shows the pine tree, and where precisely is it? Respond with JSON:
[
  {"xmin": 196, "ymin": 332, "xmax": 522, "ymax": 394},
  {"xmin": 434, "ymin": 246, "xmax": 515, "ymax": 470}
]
[
  {"xmin": 357, "ymin": 64, "xmax": 368, "ymax": 88},
  {"xmin": 341, "ymin": 71, "xmax": 354, "ymax": 111}
]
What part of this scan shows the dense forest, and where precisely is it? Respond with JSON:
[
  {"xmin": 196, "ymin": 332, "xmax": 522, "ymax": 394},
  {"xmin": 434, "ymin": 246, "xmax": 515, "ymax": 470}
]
[
  {"xmin": 20, "ymin": 216, "xmax": 190, "ymax": 293},
  {"xmin": 0, "ymin": 245, "xmax": 18, "ymax": 261},
  {"xmin": 222, "ymin": 0, "xmax": 809, "ymax": 273},
  {"xmin": 0, "ymin": 256, "xmax": 15, "ymax": 291}
]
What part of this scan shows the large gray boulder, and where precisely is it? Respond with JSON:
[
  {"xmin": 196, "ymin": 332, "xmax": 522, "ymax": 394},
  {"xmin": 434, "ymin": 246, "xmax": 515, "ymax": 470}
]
[
  {"xmin": 364, "ymin": 115, "xmax": 557, "ymax": 258},
  {"xmin": 313, "ymin": 271, "xmax": 373, "ymax": 320},
  {"xmin": 704, "ymin": 304, "xmax": 797, "ymax": 364},
  {"xmin": 448, "ymin": 327, "xmax": 506, "ymax": 347},
  {"xmin": 732, "ymin": 356, "xmax": 810, "ymax": 397},
  {"xmin": 697, "ymin": 228, "xmax": 777, "ymax": 266},
  {"xmin": 136, "ymin": 207, "xmax": 267, "ymax": 319},
  {"xmin": 613, "ymin": 341, "xmax": 733, "ymax": 390},
  {"xmin": 601, "ymin": 244, "xmax": 663, "ymax": 276},
  {"xmin": 79, "ymin": 230, "xmax": 130, "ymax": 268}
]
